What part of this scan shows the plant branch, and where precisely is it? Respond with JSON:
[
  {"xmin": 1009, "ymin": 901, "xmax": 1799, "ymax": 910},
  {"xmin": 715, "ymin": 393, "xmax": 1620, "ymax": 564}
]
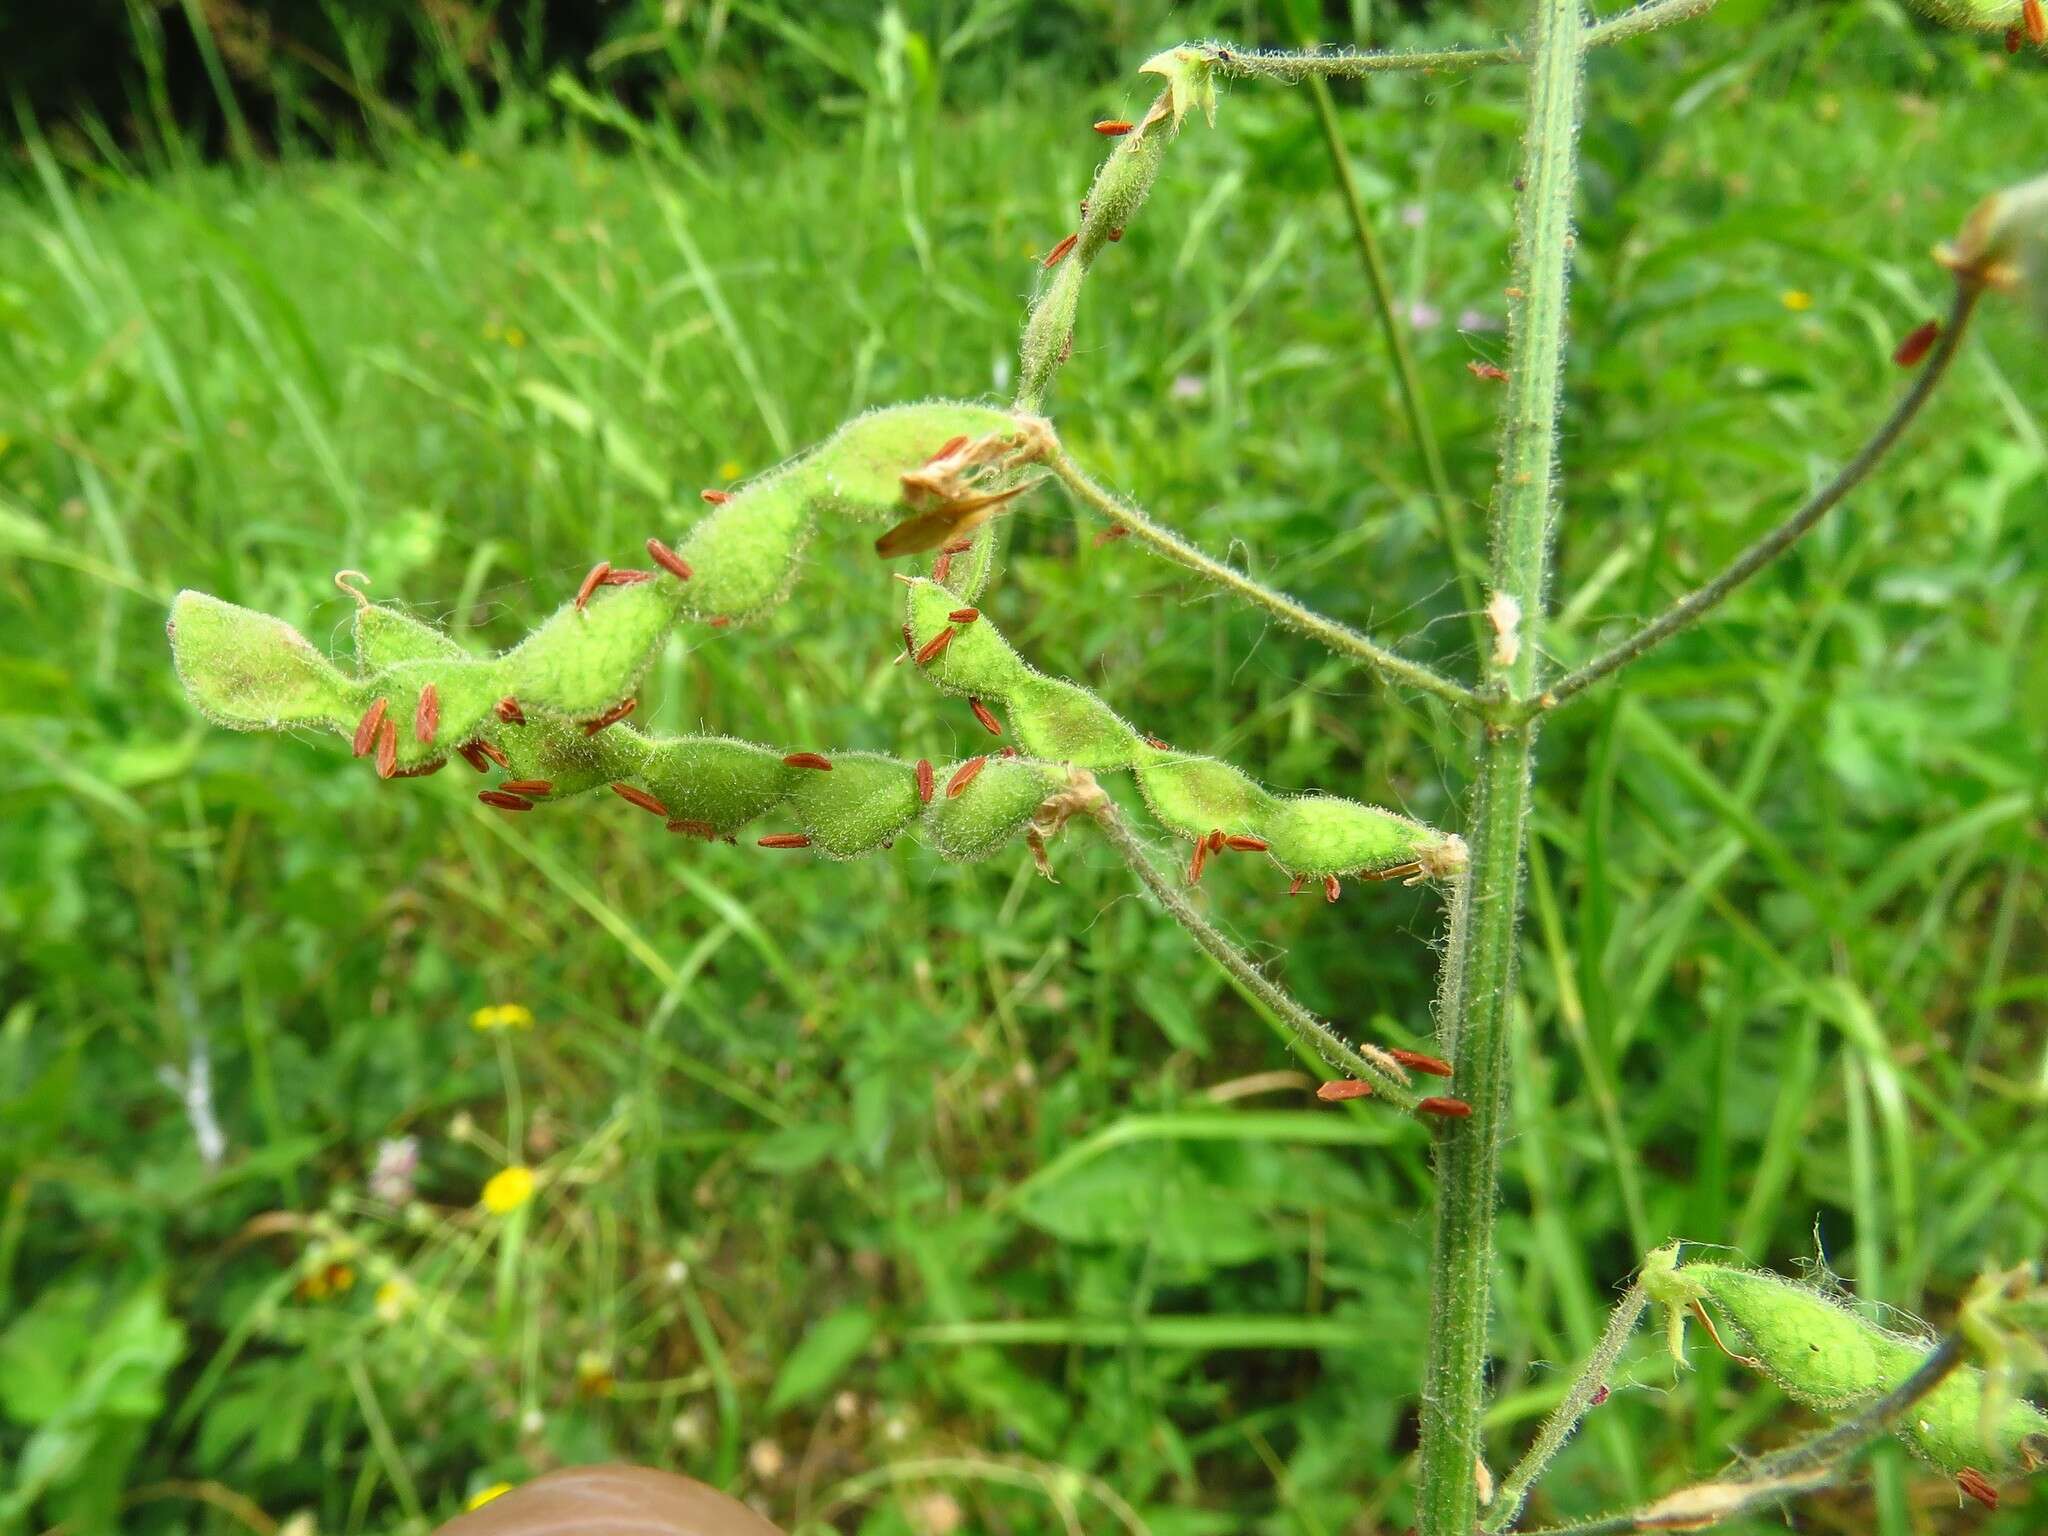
[
  {"xmin": 1584, "ymin": 0, "xmax": 1724, "ymax": 50},
  {"xmin": 1198, "ymin": 44, "xmax": 1522, "ymax": 82},
  {"xmin": 1486, "ymin": 1280, "xmax": 1650, "ymax": 1531},
  {"xmin": 1515, "ymin": 1464, "xmax": 1837, "ymax": 1536},
  {"xmin": 1540, "ymin": 279, "xmax": 1982, "ymax": 710},
  {"xmin": 1302, "ymin": 72, "xmax": 1487, "ymax": 653},
  {"xmin": 1086, "ymin": 788, "xmax": 1422, "ymax": 1109},
  {"xmin": 1416, "ymin": 0, "xmax": 1586, "ymax": 1532},
  {"xmin": 1043, "ymin": 443, "xmax": 1480, "ymax": 710}
]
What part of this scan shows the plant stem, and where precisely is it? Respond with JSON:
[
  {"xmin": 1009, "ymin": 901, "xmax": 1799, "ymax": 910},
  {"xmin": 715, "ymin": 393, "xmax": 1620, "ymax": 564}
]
[
  {"xmin": 1043, "ymin": 443, "xmax": 1480, "ymax": 710},
  {"xmin": 1201, "ymin": 44, "xmax": 1521, "ymax": 82},
  {"xmin": 1303, "ymin": 73, "xmax": 1487, "ymax": 652},
  {"xmin": 1086, "ymin": 789, "xmax": 1421, "ymax": 1107},
  {"xmin": 1516, "ymin": 1464, "xmax": 1836, "ymax": 1536},
  {"xmin": 1416, "ymin": 0, "xmax": 1586, "ymax": 1531},
  {"xmin": 1584, "ymin": 0, "xmax": 1724, "ymax": 49},
  {"xmin": 1539, "ymin": 280, "xmax": 1981, "ymax": 710},
  {"xmin": 1485, "ymin": 1280, "xmax": 1649, "ymax": 1530}
]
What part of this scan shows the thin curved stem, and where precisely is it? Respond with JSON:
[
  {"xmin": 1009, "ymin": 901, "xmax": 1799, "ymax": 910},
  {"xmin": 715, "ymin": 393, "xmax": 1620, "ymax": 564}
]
[
  {"xmin": 1087, "ymin": 790, "xmax": 1421, "ymax": 1109},
  {"xmin": 1584, "ymin": 0, "xmax": 1724, "ymax": 50},
  {"xmin": 1199, "ymin": 44, "xmax": 1521, "ymax": 82},
  {"xmin": 1540, "ymin": 280, "xmax": 1982, "ymax": 710},
  {"xmin": 1044, "ymin": 444, "xmax": 1480, "ymax": 710},
  {"xmin": 1516, "ymin": 1464, "xmax": 1836, "ymax": 1536},
  {"xmin": 1303, "ymin": 74, "xmax": 1488, "ymax": 654}
]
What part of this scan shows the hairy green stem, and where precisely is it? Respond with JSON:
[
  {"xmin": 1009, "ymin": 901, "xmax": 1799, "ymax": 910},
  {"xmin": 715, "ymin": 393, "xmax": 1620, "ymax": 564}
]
[
  {"xmin": 1303, "ymin": 73, "xmax": 1486, "ymax": 652},
  {"xmin": 1199, "ymin": 43, "xmax": 1521, "ymax": 82},
  {"xmin": 1584, "ymin": 0, "xmax": 1723, "ymax": 50},
  {"xmin": 1540, "ymin": 281, "xmax": 1983, "ymax": 711},
  {"xmin": 1416, "ymin": 0, "xmax": 1585, "ymax": 1530},
  {"xmin": 1086, "ymin": 789, "xmax": 1421, "ymax": 1107},
  {"xmin": 1486, "ymin": 1280, "xmax": 1648, "ymax": 1530},
  {"xmin": 1516, "ymin": 1464, "xmax": 1836, "ymax": 1536},
  {"xmin": 1044, "ymin": 443, "xmax": 1479, "ymax": 710}
]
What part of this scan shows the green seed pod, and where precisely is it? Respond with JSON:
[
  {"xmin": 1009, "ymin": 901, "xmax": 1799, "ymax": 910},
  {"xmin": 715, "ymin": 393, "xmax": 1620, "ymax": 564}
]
[
  {"xmin": 170, "ymin": 591, "xmax": 365, "ymax": 730},
  {"xmin": 901, "ymin": 579, "xmax": 1462, "ymax": 881},
  {"xmin": 1658, "ymin": 1258, "xmax": 2048, "ymax": 1475},
  {"xmin": 1902, "ymin": 0, "xmax": 2027, "ymax": 35}
]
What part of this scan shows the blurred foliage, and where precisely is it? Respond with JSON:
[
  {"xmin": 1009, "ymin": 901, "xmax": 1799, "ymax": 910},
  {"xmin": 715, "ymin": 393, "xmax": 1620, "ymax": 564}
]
[{"xmin": 1, "ymin": 1, "xmax": 2046, "ymax": 1533}]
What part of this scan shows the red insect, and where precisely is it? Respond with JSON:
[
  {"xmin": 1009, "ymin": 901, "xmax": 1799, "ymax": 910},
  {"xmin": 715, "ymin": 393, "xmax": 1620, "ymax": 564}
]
[
  {"xmin": 583, "ymin": 698, "xmax": 637, "ymax": 735},
  {"xmin": 389, "ymin": 759, "xmax": 445, "ymax": 780},
  {"xmin": 457, "ymin": 742, "xmax": 491, "ymax": 774},
  {"xmin": 600, "ymin": 568, "xmax": 655, "ymax": 586},
  {"xmin": 352, "ymin": 697, "xmax": 389, "ymax": 759},
  {"xmin": 1589, "ymin": 1385, "xmax": 1611, "ymax": 1408},
  {"xmin": 414, "ymin": 682, "xmax": 440, "ymax": 744},
  {"xmin": 1108, "ymin": 228, "xmax": 1123, "ymax": 243},
  {"xmin": 1188, "ymin": 840, "xmax": 1209, "ymax": 884},
  {"xmin": 666, "ymin": 818, "xmax": 716, "ymax": 840},
  {"xmin": 1317, "ymin": 1080, "xmax": 1372, "ymax": 1102},
  {"xmin": 947, "ymin": 607, "xmax": 980, "ymax": 624},
  {"xmin": 998, "ymin": 746, "xmax": 1018, "ymax": 759},
  {"xmin": 783, "ymin": 752, "xmax": 833, "ymax": 771},
  {"xmin": 940, "ymin": 538, "xmax": 974, "ymax": 555},
  {"xmin": 1387, "ymin": 1048, "xmax": 1455, "ymax": 1078},
  {"xmin": 375, "ymin": 717, "xmax": 398, "ymax": 779},
  {"xmin": 969, "ymin": 698, "xmax": 1003, "ymax": 736},
  {"xmin": 758, "ymin": 833, "xmax": 812, "ymax": 849},
  {"xmin": 706, "ymin": 615, "xmax": 730, "ymax": 628},
  {"xmin": 647, "ymin": 538, "xmax": 694, "ymax": 581},
  {"xmin": 915, "ymin": 758, "xmax": 935, "ymax": 804},
  {"xmin": 1323, "ymin": 875, "xmax": 1341, "ymax": 903},
  {"xmin": 1205, "ymin": 829, "xmax": 1226, "ymax": 855},
  {"xmin": 1467, "ymin": 360, "xmax": 1509, "ymax": 383},
  {"xmin": 1093, "ymin": 119, "xmax": 1133, "ymax": 136},
  {"xmin": 925, "ymin": 435, "xmax": 969, "ymax": 465},
  {"xmin": 915, "ymin": 627, "xmax": 955, "ymax": 665},
  {"xmin": 931, "ymin": 554, "xmax": 953, "ymax": 584},
  {"xmin": 1957, "ymin": 1468, "xmax": 1998, "ymax": 1510},
  {"xmin": 2010, "ymin": 22, "xmax": 2025, "ymax": 52},
  {"xmin": 2027, "ymin": 0, "xmax": 2046, "ymax": 45},
  {"xmin": 499, "ymin": 779, "xmax": 554, "ymax": 797},
  {"xmin": 611, "ymin": 782, "xmax": 669, "ymax": 817},
  {"xmin": 575, "ymin": 562, "xmax": 612, "ymax": 610},
  {"xmin": 478, "ymin": 790, "xmax": 533, "ymax": 812},
  {"xmin": 946, "ymin": 756, "xmax": 986, "ymax": 798},
  {"xmin": 1288, "ymin": 875, "xmax": 1306, "ymax": 896},
  {"xmin": 1417, "ymin": 1096, "xmax": 1474, "ymax": 1120},
  {"xmin": 1093, "ymin": 525, "xmax": 1130, "ymax": 546},
  {"xmin": 701, "ymin": 488, "xmax": 731, "ymax": 505},
  {"xmin": 476, "ymin": 738, "xmax": 511, "ymax": 770},
  {"xmin": 1891, "ymin": 319, "xmax": 1940, "ymax": 369},
  {"xmin": 1223, "ymin": 835, "xmax": 1268, "ymax": 853},
  {"xmin": 1043, "ymin": 232, "xmax": 1079, "ymax": 269},
  {"xmin": 495, "ymin": 695, "xmax": 526, "ymax": 726},
  {"xmin": 1142, "ymin": 735, "xmax": 1169, "ymax": 750}
]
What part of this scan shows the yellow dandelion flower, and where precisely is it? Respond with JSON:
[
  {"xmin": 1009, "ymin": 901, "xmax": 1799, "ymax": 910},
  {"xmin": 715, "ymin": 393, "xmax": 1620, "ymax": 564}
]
[
  {"xmin": 1780, "ymin": 289, "xmax": 1813, "ymax": 312},
  {"xmin": 375, "ymin": 1277, "xmax": 414, "ymax": 1322},
  {"xmin": 482, "ymin": 1165, "xmax": 536, "ymax": 1214},
  {"xmin": 717, "ymin": 460, "xmax": 741, "ymax": 481},
  {"xmin": 470, "ymin": 1003, "xmax": 535, "ymax": 1032},
  {"xmin": 466, "ymin": 1483, "xmax": 514, "ymax": 1511}
]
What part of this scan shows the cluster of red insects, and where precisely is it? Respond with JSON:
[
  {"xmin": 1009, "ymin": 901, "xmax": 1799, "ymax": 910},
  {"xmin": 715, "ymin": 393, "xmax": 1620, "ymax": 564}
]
[{"xmin": 2009, "ymin": 0, "xmax": 2048, "ymax": 55}]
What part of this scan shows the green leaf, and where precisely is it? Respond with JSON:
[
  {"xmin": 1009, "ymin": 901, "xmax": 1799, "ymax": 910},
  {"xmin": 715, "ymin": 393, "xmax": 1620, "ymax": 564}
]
[{"xmin": 765, "ymin": 1307, "xmax": 876, "ymax": 1413}]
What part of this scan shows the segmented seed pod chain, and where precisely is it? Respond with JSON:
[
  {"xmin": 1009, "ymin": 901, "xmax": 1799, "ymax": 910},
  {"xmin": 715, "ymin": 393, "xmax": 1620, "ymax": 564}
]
[{"xmin": 168, "ymin": 400, "xmax": 1463, "ymax": 889}]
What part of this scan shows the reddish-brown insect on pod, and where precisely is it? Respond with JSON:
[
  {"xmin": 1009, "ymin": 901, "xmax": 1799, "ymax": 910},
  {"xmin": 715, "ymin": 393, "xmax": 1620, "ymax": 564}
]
[
  {"xmin": 1108, "ymin": 228, "xmax": 1123, "ymax": 243},
  {"xmin": 947, "ymin": 607, "xmax": 980, "ymax": 624},
  {"xmin": 1316, "ymin": 1080, "xmax": 1372, "ymax": 1102},
  {"xmin": 931, "ymin": 554, "xmax": 953, "ymax": 584},
  {"xmin": 457, "ymin": 741, "xmax": 491, "ymax": 774},
  {"xmin": 1093, "ymin": 119, "xmax": 1134, "ymax": 136},
  {"xmin": 1143, "ymin": 735, "xmax": 1169, "ymax": 750},
  {"xmin": 1188, "ymin": 840, "xmax": 1208, "ymax": 884},
  {"xmin": 583, "ymin": 698, "xmax": 637, "ymax": 735},
  {"xmin": 700, "ymin": 488, "xmax": 731, "ymax": 505},
  {"xmin": 758, "ymin": 833, "xmax": 812, "ymax": 849},
  {"xmin": 1288, "ymin": 875, "xmax": 1307, "ymax": 896},
  {"xmin": 2027, "ymin": 0, "xmax": 2046, "ymax": 45},
  {"xmin": 610, "ymin": 782, "xmax": 669, "ymax": 817},
  {"xmin": 476, "ymin": 738, "xmax": 511, "ymax": 770},
  {"xmin": 1418, "ymin": 1096, "xmax": 1474, "ymax": 1119},
  {"xmin": 600, "ymin": 568, "xmax": 655, "ymax": 586},
  {"xmin": 915, "ymin": 627, "xmax": 955, "ymax": 665},
  {"xmin": 478, "ymin": 790, "xmax": 533, "ymax": 812},
  {"xmin": 1093, "ymin": 525, "xmax": 1131, "ymax": 546},
  {"xmin": 1957, "ymin": 1468, "xmax": 1998, "ymax": 1510},
  {"xmin": 1892, "ymin": 319, "xmax": 1940, "ymax": 369},
  {"xmin": 1323, "ymin": 875, "xmax": 1341, "ymax": 903},
  {"xmin": 1043, "ymin": 232, "xmax": 1079, "ymax": 269},
  {"xmin": 998, "ymin": 745, "xmax": 1018, "ymax": 759},
  {"xmin": 2009, "ymin": 22, "xmax": 2025, "ymax": 51},
  {"xmin": 706, "ymin": 615, "xmax": 730, "ymax": 628},
  {"xmin": 925, "ymin": 435, "xmax": 969, "ymax": 465},
  {"xmin": 375, "ymin": 717, "xmax": 398, "ymax": 779},
  {"xmin": 666, "ymin": 818, "xmax": 716, "ymax": 840},
  {"xmin": 1223, "ymin": 835, "xmax": 1269, "ymax": 853},
  {"xmin": 782, "ymin": 752, "xmax": 833, "ymax": 771},
  {"xmin": 946, "ymin": 756, "xmax": 987, "ymax": 798},
  {"xmin": 414, "ymin": 682, "xmax": 440, "ymax": 744},
  {"xmin": 915, "ymin": 758, "xmax": 935, "ymax": 804},
  {"xmin": 969, "ymin": 698, "xmax": 1003, "ymax": 736},
  {"xmin": 647, "ymin": 538, "xmax": 694, "ymax": 581},
  {"xmin": 352, "ymin": 697, "xmax": 389, "ymax": 758},
  {"xmin": 499, "ymin": 778, "xmax": 553, "ymax": 797},
  {"xmin": 1206, "ymin": 829, "xmax": 1226, "ymax": 855},
  {"xmin": 495, "ymin": 695, "xmax": 526, "ymax": 726},
  {"xmin": 1589, "ymin": 1385, "xmax": 1611, "ymax": 1408},
  {"xmin": 389, "ymin": 758, "xmax": 445, "ymax": 779},
  {"xmin": 1468, "ymin": 360, "xmax": 1509, "ymax": 383},
  {"xmin": 940, "ymin": 538, "xmax": 974, "ymax": 554},
  {"xmin": 1388, "ymin": 1048, "xmax": 1456, "ymax": 1078},
  {"xmin": 575, "ymin": 561, "xmax": 612, "ymax": 610}
]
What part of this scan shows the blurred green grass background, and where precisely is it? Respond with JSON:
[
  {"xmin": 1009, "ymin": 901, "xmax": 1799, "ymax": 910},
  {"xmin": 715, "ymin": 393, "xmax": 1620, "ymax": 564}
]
[{"xmin": 2, "ymin": 1, "xmax": 2045, "ymax": 1533}]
